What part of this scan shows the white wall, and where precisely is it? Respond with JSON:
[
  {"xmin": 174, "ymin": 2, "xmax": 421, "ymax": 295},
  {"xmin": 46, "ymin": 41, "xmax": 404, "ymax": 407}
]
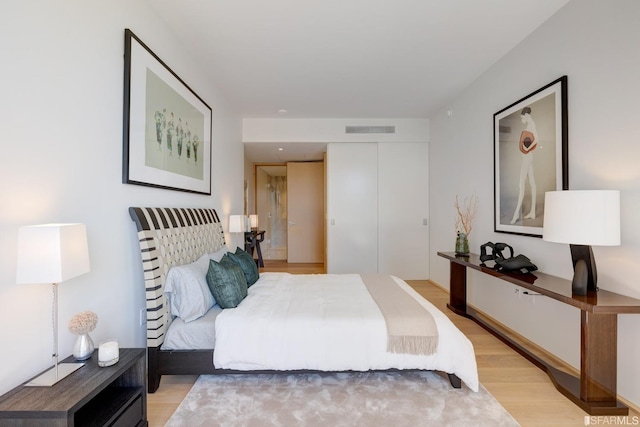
[
  {"xmin": 429, "ymin": 0, "xmax": 640, "ymax": 407},
  {"xmin": 0, "ymin": 0, "xmax": 243, "ymax": 395}
]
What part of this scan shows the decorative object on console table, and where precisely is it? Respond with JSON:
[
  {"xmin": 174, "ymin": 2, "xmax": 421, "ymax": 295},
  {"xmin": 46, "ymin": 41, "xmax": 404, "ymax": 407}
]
[
  {"xmin": 543, "ymin": 190, "xmax": 620, "ymax": 295},
  {"xmin": 455, "ymin": 232, "xmax": 469, "ymax": 256},
  {"xmin": 16, "ymin": 223, "xmax": 91, "ymax": 386},
  {"xmin": 493, "ymin": 76, "xmax": 568, "ymax": 237},
  {"xmin": 69, "ymin": 310, "xmax": 98, "ymax": 361},
  {"xmin": 454, "ymin": 193, "xmax": 477, "ymax": 256}
]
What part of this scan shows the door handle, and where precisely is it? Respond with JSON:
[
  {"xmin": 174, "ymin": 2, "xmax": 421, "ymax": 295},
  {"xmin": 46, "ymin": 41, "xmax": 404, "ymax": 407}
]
[{"xmin": 288, "ymin": 221, "xmax": 296, "ymax": 225}]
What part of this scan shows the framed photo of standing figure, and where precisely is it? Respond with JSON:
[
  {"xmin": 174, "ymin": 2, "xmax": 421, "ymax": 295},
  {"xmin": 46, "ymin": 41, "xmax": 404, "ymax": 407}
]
[
  {"xmin": 123, "ymin": 29, "xmax": 213, "ymax": 195},
  {"xmin": 493, "ymin": 76, "xmax": 568, "ymax": 237}
]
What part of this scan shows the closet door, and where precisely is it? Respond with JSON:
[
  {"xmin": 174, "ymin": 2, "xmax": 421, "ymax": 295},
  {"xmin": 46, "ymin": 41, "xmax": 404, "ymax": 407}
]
[
  {"xmin": 378, "ymin": 142, "xmax": 429, "ymax": 279},
  {"xmin": 327, "ymin": 143, "xmax": 378, "ymax": 273}
]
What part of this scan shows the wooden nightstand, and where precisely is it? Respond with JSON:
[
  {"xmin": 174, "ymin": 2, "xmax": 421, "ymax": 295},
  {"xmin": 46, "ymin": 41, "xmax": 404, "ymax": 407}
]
[{"xmin": 0, "ymin": 348, "xmax": 147, "ymax": 426}]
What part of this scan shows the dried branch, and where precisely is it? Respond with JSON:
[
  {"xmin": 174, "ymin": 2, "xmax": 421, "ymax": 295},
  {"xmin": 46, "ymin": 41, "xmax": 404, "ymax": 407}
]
[{"xmin": 454, "ymin": 193, "xmax": 478, "ymax": 236}]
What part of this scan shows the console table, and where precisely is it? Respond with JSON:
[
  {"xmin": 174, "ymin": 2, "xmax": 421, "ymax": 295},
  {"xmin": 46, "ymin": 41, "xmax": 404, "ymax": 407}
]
[
  {"xmin": 245, "ymin": 230, "xmax": 265, "ymax": 267},
  {"xmin": 438, "ymin": 251, "xmax": 640, "ymax": 416},
  {"xmin": 0, "ymin": 348, "xmax": 147, "ymax": 426}
]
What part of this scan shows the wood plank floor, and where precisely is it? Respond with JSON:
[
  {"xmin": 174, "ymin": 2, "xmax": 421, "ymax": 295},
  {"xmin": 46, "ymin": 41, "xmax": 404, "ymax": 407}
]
[{"xmin": 148, "ymin": 262, "xmax": 638, "ymax": 426}]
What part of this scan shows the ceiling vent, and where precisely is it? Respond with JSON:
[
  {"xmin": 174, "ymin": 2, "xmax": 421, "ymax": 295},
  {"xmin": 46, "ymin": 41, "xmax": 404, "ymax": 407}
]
[{"xmin": 345, "ymin": 126, "xmax": 396, "ymax": 134}]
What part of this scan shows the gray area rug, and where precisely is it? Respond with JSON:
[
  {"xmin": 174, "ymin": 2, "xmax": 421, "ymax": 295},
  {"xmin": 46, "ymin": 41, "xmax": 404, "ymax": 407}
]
[{"xmin": 166, "ymin": 371, "xmax": 519, "ymax": 427}]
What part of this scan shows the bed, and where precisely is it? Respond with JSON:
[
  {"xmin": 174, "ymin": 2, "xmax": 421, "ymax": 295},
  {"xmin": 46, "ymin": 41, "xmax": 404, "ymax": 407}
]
[{"xmin": 129, "ymin": 207, "xmax": 478, "ymax": 393}]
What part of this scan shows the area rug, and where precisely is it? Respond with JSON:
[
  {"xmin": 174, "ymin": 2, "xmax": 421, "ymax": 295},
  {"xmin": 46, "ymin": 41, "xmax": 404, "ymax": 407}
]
[{"xmin": 165, "ymin": 371, "xmax": 519, "ymax": 427}]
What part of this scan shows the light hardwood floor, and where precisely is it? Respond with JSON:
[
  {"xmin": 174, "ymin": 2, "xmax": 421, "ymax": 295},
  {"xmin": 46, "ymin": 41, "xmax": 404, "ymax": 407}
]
[{"xmin": 148, "ymin": 261, "xmax": 638, "ymax": 427}]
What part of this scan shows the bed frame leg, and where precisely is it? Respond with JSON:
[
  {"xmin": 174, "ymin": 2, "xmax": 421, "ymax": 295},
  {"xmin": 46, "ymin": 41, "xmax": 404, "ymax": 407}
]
[
  {"xmin": 148, "ymin": 346, "xmax": 162, "ymax": 393},
  {"xmin": 448, "ymin": 373, "xmax": 462, "ymax": 389}
]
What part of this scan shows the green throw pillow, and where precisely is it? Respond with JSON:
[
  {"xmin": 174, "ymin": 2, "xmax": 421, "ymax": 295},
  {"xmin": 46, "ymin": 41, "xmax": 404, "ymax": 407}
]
[
  {"xmin": 205, "ymin": 256, "xmax": 248, "ymax": 308},
  {"xmin": 227, "ymin": 248, "xmax": 260, "ymax": 286}
]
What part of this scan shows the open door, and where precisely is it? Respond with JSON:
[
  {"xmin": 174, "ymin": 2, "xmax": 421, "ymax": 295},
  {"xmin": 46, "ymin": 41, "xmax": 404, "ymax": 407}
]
[{"xmin": 287, "ymin": 161, "xmax": 325, "ymax": 263}]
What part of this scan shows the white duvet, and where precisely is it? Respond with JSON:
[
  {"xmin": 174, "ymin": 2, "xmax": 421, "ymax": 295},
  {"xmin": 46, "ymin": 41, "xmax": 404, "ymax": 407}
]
[{"xmin": 214, "ymin": 272, "xmax": 479, "ymax": 391}]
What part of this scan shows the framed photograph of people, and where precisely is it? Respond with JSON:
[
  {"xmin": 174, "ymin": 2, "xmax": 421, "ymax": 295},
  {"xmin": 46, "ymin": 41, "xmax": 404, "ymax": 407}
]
[
  {"xmin": 493, "ymin": 76, "xmax": 568, "ymax": 237},
  {"xmin": 123, "ymin": 29, "xmax": 212, "ymax": 195}
]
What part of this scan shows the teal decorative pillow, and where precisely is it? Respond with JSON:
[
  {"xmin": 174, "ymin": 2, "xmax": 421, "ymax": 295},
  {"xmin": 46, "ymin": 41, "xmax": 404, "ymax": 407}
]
[
  {"xmin": 227, "ymin": 248, "xmax": 260, "ymax": 286},
  {"xmin": 206, "ymin": 256, "xmax": 248, "ymax": 308}
]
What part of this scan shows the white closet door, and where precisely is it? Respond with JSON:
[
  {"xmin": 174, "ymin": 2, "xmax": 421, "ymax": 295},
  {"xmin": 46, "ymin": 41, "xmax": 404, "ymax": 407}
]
[
  {"xmin": 378, "ymin": 142, "xmax": 429, "ymax": 279},
  {"xmin": 327, "ymin": 143, "xmax": 378, "ymax": 274}
]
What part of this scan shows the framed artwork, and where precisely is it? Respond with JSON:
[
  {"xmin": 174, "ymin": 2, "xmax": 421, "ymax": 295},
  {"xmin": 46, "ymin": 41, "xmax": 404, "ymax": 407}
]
[
  {"xmin": 123, "ymin": 29, "xmax": 212, "ymax": 195},
  {"xmin": 493, "ymin": 76, "xmax": 568, "ymax": 237}
]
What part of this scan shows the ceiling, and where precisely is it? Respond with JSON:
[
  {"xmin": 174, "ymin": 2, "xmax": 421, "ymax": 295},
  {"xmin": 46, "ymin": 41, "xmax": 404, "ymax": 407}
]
[{"xmin": 147, "ymin": 0, "xmax": 570, "ymax": 162}]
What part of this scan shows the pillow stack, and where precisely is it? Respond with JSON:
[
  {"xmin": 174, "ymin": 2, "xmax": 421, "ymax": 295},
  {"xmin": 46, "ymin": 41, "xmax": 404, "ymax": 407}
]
[
  {"xmin": 206, "ymin": 248, "xmax": 260, "ymax": 309},
  {"xmin": 226, "ymin": 247, "xmax": 260, "ymax": 286},
  {"xmin": 164, "ymin": 247, "xmax": 261, "ymax": 321}
]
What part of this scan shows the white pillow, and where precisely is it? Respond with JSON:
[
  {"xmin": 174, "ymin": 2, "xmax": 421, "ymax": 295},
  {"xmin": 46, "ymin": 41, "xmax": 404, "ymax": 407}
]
[
  {"xmin": 209, "ymin": 246, "xmax": 231, "ymax": 262},
  {"xmin": 165, "ymin": 254, "xmax": 215, "ymax": 322}
]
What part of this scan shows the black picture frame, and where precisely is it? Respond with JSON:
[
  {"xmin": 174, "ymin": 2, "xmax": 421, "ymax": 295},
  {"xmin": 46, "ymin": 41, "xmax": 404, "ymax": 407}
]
[
  {"xmin": 493, "ymin": 76, "xmax": 568, "ymax": 237},
  {"xmin": 123, "ymin": 29, "xmax": 212, "ymax": 195}
]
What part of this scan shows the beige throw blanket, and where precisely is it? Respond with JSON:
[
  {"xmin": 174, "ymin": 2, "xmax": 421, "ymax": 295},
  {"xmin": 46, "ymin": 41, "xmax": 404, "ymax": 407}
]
[{"xmin": 360, "ymin": 274, "xmax": 438, "ymax": 356}]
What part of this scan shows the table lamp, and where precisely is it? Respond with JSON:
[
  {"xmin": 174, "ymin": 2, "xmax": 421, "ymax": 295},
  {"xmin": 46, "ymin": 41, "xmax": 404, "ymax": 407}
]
[
  {"xmin": 249, "ymin": 214, "xmax": 258, "ymax": 231},
  {"xmin": 229, "ymin": 215, "xmax": 246, "ymax": 249},
  {"xmin": 543, "ymin": 190, "xmax": 620, "ymax": 295},
  {"xmin": 16, "ymin": 223, "xmax": 91, "ymax": 386}
]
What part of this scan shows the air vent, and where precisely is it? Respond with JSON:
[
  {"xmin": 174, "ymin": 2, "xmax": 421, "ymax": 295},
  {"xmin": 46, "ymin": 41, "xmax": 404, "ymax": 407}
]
[{"xmin": 345, "ymin": 126, "xmax": 396, "ymax": 134}]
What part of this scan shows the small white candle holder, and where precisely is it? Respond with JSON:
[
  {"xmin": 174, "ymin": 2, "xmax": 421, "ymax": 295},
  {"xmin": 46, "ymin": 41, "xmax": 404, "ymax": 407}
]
[{"xmin": 98, "ymin": 339, "xmax": 119, "ymax": 367}]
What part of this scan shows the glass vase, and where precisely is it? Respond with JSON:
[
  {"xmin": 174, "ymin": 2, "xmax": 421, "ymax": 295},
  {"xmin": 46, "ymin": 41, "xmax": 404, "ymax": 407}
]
[{"xmin": 455, "ymin": 232, "xmax": 469, "ymax": 256}]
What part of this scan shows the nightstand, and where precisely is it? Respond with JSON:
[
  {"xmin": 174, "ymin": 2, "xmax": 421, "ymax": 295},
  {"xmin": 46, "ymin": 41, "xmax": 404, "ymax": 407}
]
[{"xmin": 0, "ymin": 348, "xmax": 147, "ymax": 426}]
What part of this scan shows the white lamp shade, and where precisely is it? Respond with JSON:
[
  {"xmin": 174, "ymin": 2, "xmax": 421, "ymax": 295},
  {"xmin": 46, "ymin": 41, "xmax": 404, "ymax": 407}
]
[
  {"xmin": 543, "ymin": 190, "xmax": 620, "ymax": 246},
  {"xmin": 228, "ymin": 215, "xmax": 245, "ymax": 233},
  {"xmin": 16, "ymin": 223, "xmax": 90, "ymax": 284}
]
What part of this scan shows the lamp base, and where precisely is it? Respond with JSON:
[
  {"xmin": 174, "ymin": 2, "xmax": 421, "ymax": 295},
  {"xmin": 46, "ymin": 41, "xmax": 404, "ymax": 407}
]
[
  {"xmin": 24, "ymin": 362, "xmax": 85, "ymax": 387},
  {"xmin": 571, "ymin": 259, "xmax": 589, "ymax": 296},
  {"xmin": 570, "ymin": 244, "xmax": 598, "ymax": 294}
]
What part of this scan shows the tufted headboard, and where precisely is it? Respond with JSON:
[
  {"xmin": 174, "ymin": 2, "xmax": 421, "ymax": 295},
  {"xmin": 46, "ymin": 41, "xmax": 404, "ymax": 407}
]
[{"xmin": 129, "ymin": 207, "xmax": 226, "ymax": 347}]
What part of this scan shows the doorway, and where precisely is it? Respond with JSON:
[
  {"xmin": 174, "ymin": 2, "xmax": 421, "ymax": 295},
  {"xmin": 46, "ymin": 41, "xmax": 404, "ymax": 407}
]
[
  {"xmin": 254, "ymin": 161, "xmax": 325, "ymax": 263},
  {"xmin": 255, "ymin": 165, "xmax": 288, "ymax": 260}
]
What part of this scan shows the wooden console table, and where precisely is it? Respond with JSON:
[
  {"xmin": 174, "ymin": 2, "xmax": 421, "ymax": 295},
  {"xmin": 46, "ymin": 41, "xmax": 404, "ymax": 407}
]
[
  {"xmin": 438, "ymin": 251, "xmax": 640, "ymax": 416},
  {"xmin": 245, "ymin": 229, "xmax": 265, "ymax": 267}
]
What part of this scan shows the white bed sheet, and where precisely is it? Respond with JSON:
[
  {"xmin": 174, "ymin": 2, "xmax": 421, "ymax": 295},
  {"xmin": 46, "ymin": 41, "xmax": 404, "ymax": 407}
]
[
  {"xmin": 214, "ymin": 272, "xmax": 479, "ymax": 391},
  {"xmin": 162, "ymin": 304, "xmax": 222, "ymax": 350}
]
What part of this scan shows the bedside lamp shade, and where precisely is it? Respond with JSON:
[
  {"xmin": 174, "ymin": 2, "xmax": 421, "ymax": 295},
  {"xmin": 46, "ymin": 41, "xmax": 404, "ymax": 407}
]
[
  {"xmin": 17, "ymin": 223, "xmax": 90, "ymax": 284},
  {"xmin": 228, "ymin": 215, "xmax": 246, "ymax": 252},
  {"xmin": 229, "ymin": 215, "xmax": 245, "ymax": 233},
  {"xmin": 543, "ymin": 190, "xmax": 620, "ymax": 295}
]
